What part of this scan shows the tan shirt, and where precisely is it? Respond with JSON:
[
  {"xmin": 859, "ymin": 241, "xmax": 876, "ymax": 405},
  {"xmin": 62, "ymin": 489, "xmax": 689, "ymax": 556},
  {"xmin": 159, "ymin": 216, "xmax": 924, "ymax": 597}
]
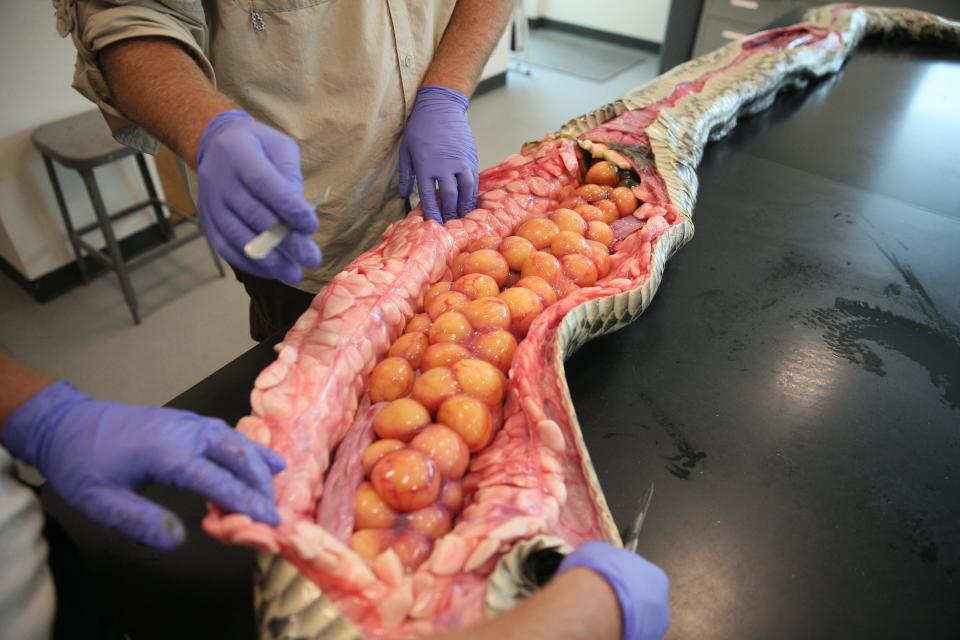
[{"xmin": 55, "ymin": 0, "xmax": 456, "ymax": 292}]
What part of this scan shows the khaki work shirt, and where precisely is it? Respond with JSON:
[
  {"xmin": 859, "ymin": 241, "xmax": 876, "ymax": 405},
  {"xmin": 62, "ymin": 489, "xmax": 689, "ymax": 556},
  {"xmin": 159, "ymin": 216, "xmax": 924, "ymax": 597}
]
[{"xmin": 55, "ymin": 0, "xmax": 456, "ymax": 292}]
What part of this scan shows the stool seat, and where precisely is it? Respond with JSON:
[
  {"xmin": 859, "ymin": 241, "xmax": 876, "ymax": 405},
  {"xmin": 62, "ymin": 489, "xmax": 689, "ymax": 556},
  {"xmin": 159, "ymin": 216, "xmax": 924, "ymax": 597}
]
[
  {"xmin": 32, "ymin": 111, "xmax": 224, "ymax": 324},
  {"xmin": 32, "ymin": 110, "xmax": 132, "ymax": 170}
]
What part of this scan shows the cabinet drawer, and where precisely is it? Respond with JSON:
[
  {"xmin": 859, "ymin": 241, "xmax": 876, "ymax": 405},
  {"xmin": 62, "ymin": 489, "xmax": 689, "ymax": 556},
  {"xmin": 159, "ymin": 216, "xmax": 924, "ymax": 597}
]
[
  {"xmin": 707, "ymin": 0, "xmax": 782, "ymax": 26},
  {"xmin": 693, "ymin": 16, "xmax": 759, "ymax": 58}
]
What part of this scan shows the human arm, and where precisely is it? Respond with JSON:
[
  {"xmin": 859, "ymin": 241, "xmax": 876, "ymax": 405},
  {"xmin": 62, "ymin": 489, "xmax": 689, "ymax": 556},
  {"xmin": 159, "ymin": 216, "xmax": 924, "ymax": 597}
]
[
  {"xmin": 437, "ymin": 542, "xmax": 670, "ymax": 640},
  {"xmin": 399, "ymin": 0, "xmax": 514, "ymax": 222},
  {"xmin": 95, "ymin": 38, "xmax": 321, "ymax": 282},
  {"xmin": 436, "ymin": 568, "xmax": 622, "ymax": 640},
  {"xmin": 0, "ymin": 353, "xmax": 285, "ymax": 550}
]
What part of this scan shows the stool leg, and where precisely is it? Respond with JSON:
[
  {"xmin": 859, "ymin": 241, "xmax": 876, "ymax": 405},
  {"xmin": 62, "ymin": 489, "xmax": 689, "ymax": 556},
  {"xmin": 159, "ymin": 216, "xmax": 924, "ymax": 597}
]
[
  {"xmin": 43, "ymin": 155, "xmax": 89, "ymax": 283},
  {"xmin": 135, "ymin": 153, "xmax": 174, "ymax": 240},
  {"xmin": 79, "ymin": 168, "xmax": 141, "ymax": 325}
]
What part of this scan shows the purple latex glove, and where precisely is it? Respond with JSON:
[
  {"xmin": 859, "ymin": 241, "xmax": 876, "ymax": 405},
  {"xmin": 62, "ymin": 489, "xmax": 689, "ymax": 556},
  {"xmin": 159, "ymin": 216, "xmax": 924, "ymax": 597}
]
[
  {"xmin": 559, "ymin": 541, "xmax": 670, "ymax": 640},
  {"xmin": 398, "ymin": 86, "xmax": 479, "ymax": 223},
  {"xmin": 197, "ymin": 110, "xmax": 322, "ymax": 283},
  {"xmin": 1, "ymin": 381, "xmax": 285, "ymax": 551}
]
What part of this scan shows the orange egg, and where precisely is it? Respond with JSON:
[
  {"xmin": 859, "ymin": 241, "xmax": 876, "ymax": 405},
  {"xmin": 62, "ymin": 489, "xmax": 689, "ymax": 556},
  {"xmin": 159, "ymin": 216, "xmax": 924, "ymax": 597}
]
[
  {"xmin": 423, "ymin": 281, "xmax": 451, "ymax": 309},
  {"xmin": 499, "ymin": 287, "xmax": 545, "ymax": 336},
  {"xmin": 452, "ymin": 358, "xmax": 505, "ymax": 406},
  {"xmin": 370, "ymin": 449, "xmax": 441, "ymax": 512},
  {"xmin": 388, "ymin": 332, "xmax": 429, "ymax": 369},
  {"xmin": 586, "ymin": 240, "xmax": 612, "ymax": 278},
  {"xmin": 468, "ymin": 235, "xmax": 502, "ymax": 252},
  {"xmin": 550, "ymin": 208, "xmax": 588, "ymax": 235},
  {"xmin": 463, "ymin": 249, "xmax": 510, "ymax": 287},
  {"xmin": 436, "ymin": 395, "xmax": 494, "ymax": 452},
  {"xmin": 368, "ymin": 356, "xmax": 415, "ymax": 403},
  {"xmin": 517, "ymin": 276, "xmax": 557, "ymax": 309},
  {"xmin": 421, "ymin": 343, "xmax": 472, "ymax": 370},
  {"xmin": 440, "ymin": 481, "xmax": 463, "ymax": 512},
  {"xmin": 575, "ymin": 184, "xmax": 606, "ymax": 202},
  {"xmin": 514, "ymin": 217, "xmax": 560, "ymax": 250},
  {"xmin": 407, "ymin": 505, "xmax": 453, "ymax": 540},
  {"xmin": 451, "ymin": 252, "xmax": 469, "ymax": 280},
  {"xmin": 373, "ymin": 398, "xmax": 431, "ymax": 441},
  {"xmin": 558, "ymin": 196, "xmax": 587, "ymax": 210},
  {"xmin": 426, "ymin": 290, "xmax": 469, "ymax": 320},
  {"xmin": 499, "ymin": 235, "xmax": 537, "ymax": 272},
  {"xmin": 610, "ymin": 186, "xmax": 639, "ymax": 216},
  {"xmin": 550, "ymin": 230, "xmax": 592, "ymax": 259},
  {"xmin": 405, "ymin": 313, "xmax": 432, "ymax": 335},
  {"xmin": 354, "ymin": 481, "xmax": 398, "ymax": 529},
  {"xmin": 574, "ymin": 203, "xmax": 605, "ymax": 223},
  {"xmin": 585, "ymin": 160, "xmax": 620, "ymax": 186},
  {"xmin": 471, "ymin": 329, "xmax": 518, "ymax": 373},
  {"xmin": 553, "ymin": 276, "xmax": 578, "ymax": 299},
  {"xmin": 515, "ymin": 275, "xmax": 558, "ymax": 306},
  {"xmin": 595, "ymin": 199, "xmax": 620, "ymax": 224},
  {"xmin": 561, "ymin": 254, "xmax": 599, "ymax": 287},
  {"xmin": 586, "ymin": 221, "xmax": 614, "ymax": 247},
  {"xmin": 411, "ymin": 367, "xmax": 461, "ymax": 415},
  {"xmin": 393, "ymin": 530, "xmax": 433, "ymax": 571},
  {"xmin": 350, "ymin": 529, "xmax": 389, "ymax": 564},
  {"xmin": 361, "ymin": 439, "xmax": 406, "ymax": 476},
  {"xmin": 461, "ymin": 297, "xmax": 511, "ymax": 331},
  {"xmin": 451, "ymin": 273, "xmax": 500, "ymax": 300},
  {"xmin": 411, "ymin": 424, "xmax": 470, "ymax": 479},
  {"xmin": 520, "ymin": 251, "xmax": 562, "ymax": 283},
  {"xmin": 428, "ymin": 311, "xmax": 473, "ymax": 345}
]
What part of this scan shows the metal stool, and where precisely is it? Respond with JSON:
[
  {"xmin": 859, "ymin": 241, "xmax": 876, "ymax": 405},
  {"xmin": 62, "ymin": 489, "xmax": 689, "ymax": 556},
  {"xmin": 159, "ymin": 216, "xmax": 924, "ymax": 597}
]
[
  {"xmin": 32, "ymin": 110, "xmax": 224, "ymax": 324},
  {"xmin": 510, "ymin": 0, "xmax": 532, "ymax": 76}
]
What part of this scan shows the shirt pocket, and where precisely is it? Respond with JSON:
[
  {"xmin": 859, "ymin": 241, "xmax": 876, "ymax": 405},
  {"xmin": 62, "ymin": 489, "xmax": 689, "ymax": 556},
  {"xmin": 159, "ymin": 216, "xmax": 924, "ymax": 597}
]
[{"xmin": 247, "ymin": 0, "xmax": 336, "ymax": 12}]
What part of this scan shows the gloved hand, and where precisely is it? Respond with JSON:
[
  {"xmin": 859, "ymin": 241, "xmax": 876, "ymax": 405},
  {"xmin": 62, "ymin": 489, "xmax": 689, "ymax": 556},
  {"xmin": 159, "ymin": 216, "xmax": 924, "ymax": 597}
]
[
  {"xmin": 1, "ymin": 381, "xmax": 285, "ymax": 551},
  {"xmin": 197, "ymin": 110, "xmax": 322, "ymax": 283},
  {"xmin": 559, "ymin": 541, "xmax": 670, "ymax": 640},
  {"xmin": 399, "ymin": 86, "xmax": 479, "ymax": 223}
]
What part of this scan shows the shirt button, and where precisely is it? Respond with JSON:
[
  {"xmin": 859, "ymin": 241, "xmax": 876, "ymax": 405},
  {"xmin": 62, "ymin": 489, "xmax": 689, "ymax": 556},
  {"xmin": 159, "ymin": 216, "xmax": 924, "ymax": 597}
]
[{"xmin": 403, "ymin": 54, "xmax": 413, "ymax": 68}]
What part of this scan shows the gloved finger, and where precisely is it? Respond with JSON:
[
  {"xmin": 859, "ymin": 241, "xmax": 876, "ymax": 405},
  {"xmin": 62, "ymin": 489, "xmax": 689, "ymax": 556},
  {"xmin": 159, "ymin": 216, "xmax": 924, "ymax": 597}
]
[
  {"xmin": 417, "ymin": 173, "xmax": 442, "ymax": 223},
  {"xmin": 202, "ymin": 213, "xmax": 276, "ymax": 279},
  {"xmin": 398, "ymin": 146, "xmax": 414, "ymax": 199},
  {"xmin": 257, "ymin": 124, "xmax": 305, "ymax": 186},
  {"xmin": 217, "ymin": 205, "xmax": 303, "ymax": 282},
  {"xmin": 255, "ymin": 444, "xmax": 287, "ymax": 474},
  {"xmin": 205, "ymin": 434, "xmax": 278, "ymax": 500},
  {"xmin": 173, "ymin": 459, "xmax": 281, "ymax": 525},
  {"xmin": 437, "ymin": 176, "xmax": 459, "ymax": 222},
  {"xmin": 279, "ymin": 232, "xmax": 322, "ymax": 270},
  {"xmin": 225, "ymin": 187, "xmax": 281, "ymax": 235},
  {"xmin": 456, "ymin": 172, "xmax": 477, "ymax": 217},
  {"xmin": 80, "ymin": 487, "xmax": 186, "ymax": 551},
  {"xmin": 233, "ymin": 137, "xmax": 317, "ymax": 234}
]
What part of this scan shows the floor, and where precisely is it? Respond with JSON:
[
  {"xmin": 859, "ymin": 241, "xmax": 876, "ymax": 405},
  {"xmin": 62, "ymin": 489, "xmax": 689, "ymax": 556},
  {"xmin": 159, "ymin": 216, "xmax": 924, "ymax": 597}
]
[{"xmin": 0, "ymin": 30, "xmax": 660, "ymax": 407}]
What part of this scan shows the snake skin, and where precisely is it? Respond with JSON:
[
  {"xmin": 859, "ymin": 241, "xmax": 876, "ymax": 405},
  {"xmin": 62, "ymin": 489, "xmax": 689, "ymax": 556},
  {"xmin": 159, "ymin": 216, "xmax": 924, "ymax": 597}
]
[{"xmin": 253, "ymin": 5, "xmax": 960, "ymax": 638}]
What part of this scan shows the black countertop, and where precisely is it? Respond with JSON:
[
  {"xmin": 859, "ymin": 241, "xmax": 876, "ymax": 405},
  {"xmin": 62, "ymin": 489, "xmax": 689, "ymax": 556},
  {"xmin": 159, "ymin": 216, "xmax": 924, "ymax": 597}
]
[{"xmin": 42, "ymin": 39, "xmax": 960, "ymax": 640}]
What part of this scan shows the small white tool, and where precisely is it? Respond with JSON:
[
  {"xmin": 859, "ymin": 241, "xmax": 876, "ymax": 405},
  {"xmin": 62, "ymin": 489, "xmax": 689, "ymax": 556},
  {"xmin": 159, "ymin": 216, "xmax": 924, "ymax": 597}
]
[{"xmin": 244, "ymin": 186, "xmax": 330, "ymax": 260}]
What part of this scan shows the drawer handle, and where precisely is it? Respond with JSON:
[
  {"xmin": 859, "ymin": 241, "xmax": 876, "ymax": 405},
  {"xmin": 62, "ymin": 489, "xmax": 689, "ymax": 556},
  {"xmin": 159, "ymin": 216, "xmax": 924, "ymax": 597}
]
[
  {"xmin": 721, "ymin": 29, "xmax": 748, "ymax": 40},
  {"xmin": 730, "ymin": 0, "xmax": 759, "ymax": 9}
]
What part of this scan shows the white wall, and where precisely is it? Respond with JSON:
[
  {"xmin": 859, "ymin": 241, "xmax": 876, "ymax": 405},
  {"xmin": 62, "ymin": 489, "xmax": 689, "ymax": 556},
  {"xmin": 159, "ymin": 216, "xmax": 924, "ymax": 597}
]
[
  {"xmin": 525, "ymin": 0, "xmax": 672, "ymax": 44},
  {"xmin": 0, "ymin": 1, "xmax": 160, "ymax": 282}
]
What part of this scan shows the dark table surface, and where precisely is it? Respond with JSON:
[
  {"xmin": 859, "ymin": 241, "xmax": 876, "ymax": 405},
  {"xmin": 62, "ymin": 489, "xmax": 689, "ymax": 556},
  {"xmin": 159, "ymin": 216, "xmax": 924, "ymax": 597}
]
[{"xmin": 42, "ymin": 38, "xmax": 960, "ymax": 640}]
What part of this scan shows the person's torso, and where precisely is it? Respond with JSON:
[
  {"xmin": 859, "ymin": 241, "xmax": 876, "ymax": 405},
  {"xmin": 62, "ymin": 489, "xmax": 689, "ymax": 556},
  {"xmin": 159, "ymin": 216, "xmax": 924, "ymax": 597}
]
[{"xmin": 203, "ymin": 0, "xmax": 455, "ymax": 291}]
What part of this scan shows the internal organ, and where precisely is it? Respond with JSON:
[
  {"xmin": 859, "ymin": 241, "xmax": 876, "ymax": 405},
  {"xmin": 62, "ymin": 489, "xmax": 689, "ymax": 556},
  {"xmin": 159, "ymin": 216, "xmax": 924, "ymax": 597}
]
[{"xmin": 202, "ymin": 138, "xmax": 679, "ymax": 636}]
